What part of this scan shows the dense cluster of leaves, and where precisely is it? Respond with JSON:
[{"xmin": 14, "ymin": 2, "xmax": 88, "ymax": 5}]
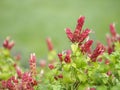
[{"xmin": 0, "ymin": 16, "xmax": 120, "ymax": 90}]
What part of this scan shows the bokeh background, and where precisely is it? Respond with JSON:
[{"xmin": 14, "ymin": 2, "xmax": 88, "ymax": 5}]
[{"xmin": 0, "ymin": 0, "xmax": 120, "ymax": 67}]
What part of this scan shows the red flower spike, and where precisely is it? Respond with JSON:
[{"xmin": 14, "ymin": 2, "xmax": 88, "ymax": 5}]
[
  {"xmin": 65, "ymin": 16, "xmax": 92, "ymax": 44},
  {"xmin": 40, "ymin": 60, "xmax": 46, "ymax": 68},
  {"xmin": 106, "ymin": 35, "xmax": 114, "ymax": 54},
  {"xmin": 29, "ymin": 53, "xmax": 37, "ymax": 77},
  {"xmin": 106, "ymin": 34, "xmax": 112, "ymax": 47},
  {"xmin": 3, "ymin": 37, "xmax": 9, "ymax": 48},
  {"xmin": 46, "ymin": 37, "xmax": 54, "ymax": 51},
  {"xmin": 64, "ymin": 55, "xmax": 71, "ymax": 63},
  {"xmin": 3, "ymin": 37, "xmax": 15, "ymax": 50},
  {"xmin": 65, "ymin": 28, "xmax": 73, "ymax": 41},
  {"xmin": 11, "ymin": 76, "xmax": 18, "ymax": 83},
  {"xmin": 72, "ymin": 16, "xmax": 85, "ymax": 42},
  {"xmin": 30, "ymin": 53, "xmax": 36, "ymax": 63},
  {"xmin": 48, "ymin": 64, "xmax": 55, "ymax": 70},
  {"xmin": 75, "ymin": 16, "xmax": 85, "ymax": 33},
  {"xmin": 81, "ymin": 40, "xmax": 93, "ymax": 53},
  {"xmin": 78, "ymin": 28, "xmax": 91, "ymax": 43},
  {"xmin": 106, "ymin": 23, "xmax": 120, "ymax": 54},
  {"xmin": 58, "ymin": 53, "xmax": 63, "ymax": 62},
  {"xmin": 22, "ymin": 72, "xmax": 29, "ymax": 82},
  {"xmin": 110, "ymin": 23, "xmax": 117, "ymax": 37},
  {"xmin": 107, "ymin": 47, "xmax": 114, "ymax": 54},
  {"xmin": 16, "ymin": 66, "xmax": 22, "ymax": 78},
  {"xmin": 90, "ymin": 43, "xmax": 105, "ymax": 62}
]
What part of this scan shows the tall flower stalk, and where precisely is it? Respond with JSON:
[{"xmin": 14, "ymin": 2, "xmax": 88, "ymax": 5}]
[{"xmin": 29, "ymin": 53, "xmax": 37, "ymax": 77}]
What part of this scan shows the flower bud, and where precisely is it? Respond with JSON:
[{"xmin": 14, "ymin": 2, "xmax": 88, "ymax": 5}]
[
  {"xmin": 48, "ymin": 64, "xmax": 54, "ymax": 70},
  {"xmin": 3, "ymin": 37, "xmax": 15, "ymax": 50},
  {"xmin": 64, "ymin": 55, "xmax": 71, "ymax": 63},
  {"xmin": 110, "ymin": 23, "xmax": 116, "ymax": 37},
  {"xmin": 58, "ymin": 53, "xmax": 63, "ymax": 62},
  {"xmin": 46, "ymin": 37, "xmax": 54, "ymax": 51}
]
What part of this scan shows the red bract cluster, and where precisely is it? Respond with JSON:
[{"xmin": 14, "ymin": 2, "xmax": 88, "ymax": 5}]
[
  {"xmin": 21, "ymin": 72, "xmax": 37, "ymax": 90},
  {"xmin": 64, "ymin": 50, "xmax": 71, "ymax": 63},
  {"xmin": 66, "ymin": 16, "xmax": 91, "ymax": 44},
  {"xmin": 29, "ymin": 53, "xmax": 37, "ymax": 77},
  {"xmin": 65, "ymin": 16, "xmax": 106, "ymax": 62},
  {"xmin": 2, "ymin": 76, "xmax": 18, "ymax": 90},
  {"xmin": 1, "ymin": 72, "xmax": 37, "ymax": 90},
  {"xmin": 64, "ymin": 54, "xmax": 71, "ymax": 63},
  {"xmin": 15, "ymin": 66, "xmax": 23, "ymax": 78},
  {"xmin": 58, "ymin": 50, "xmax": 71, "ymax": 63},
  {"xmin": 106, "ymin": 23, "xmax": 120, "ymax": 54},
  {"xmin": 110, "ymin": 23, "xmax": 117, "ymax": 38},
  {"xmin": 46, "ymin": 37, "xmax": 54, "ymax": 51},
  {"xmin": 81, "ymin": 40, "xmax": 93, "ymax": 53},
  {"xmin": 3, "ymin": 37, "xmax": 15, "ymax": 50},
  {"xmin": 90, "ymin": 43, "xmax": 105, "ymax": 62}
]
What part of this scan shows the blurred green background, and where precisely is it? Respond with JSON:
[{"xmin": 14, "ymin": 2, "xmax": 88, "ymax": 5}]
[{"xmin": 0, "ymin": 0, "xmax": 120, "ymax": 67}]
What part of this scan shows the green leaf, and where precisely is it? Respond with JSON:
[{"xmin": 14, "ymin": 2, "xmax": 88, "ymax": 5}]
[
  {"xmin": 63, "ymin": 64, "xmax": 71, "ymax": 71},
  {"xmin": 74, "ymin": 57, "xmax": 87, "ymax": 69},
  {"xmin": 63, "ymin": 72, "xmax": 73, "ymax": 83},
  {"xmin": 77, "ymin": 72, "xmax": 87, "ymax": 83},
  {"xmin": 71, "ymin": 63, "xmax": 76, "ymax": 69}
]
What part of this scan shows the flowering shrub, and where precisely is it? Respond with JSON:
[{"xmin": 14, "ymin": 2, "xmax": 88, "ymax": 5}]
[
  {"xmin": 0, "ymin": 37, "xmax": 15, "ymax": 80},
  {"xmin": 0, "ymin": 16, "xmax": 120, "ymax": 90}
]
